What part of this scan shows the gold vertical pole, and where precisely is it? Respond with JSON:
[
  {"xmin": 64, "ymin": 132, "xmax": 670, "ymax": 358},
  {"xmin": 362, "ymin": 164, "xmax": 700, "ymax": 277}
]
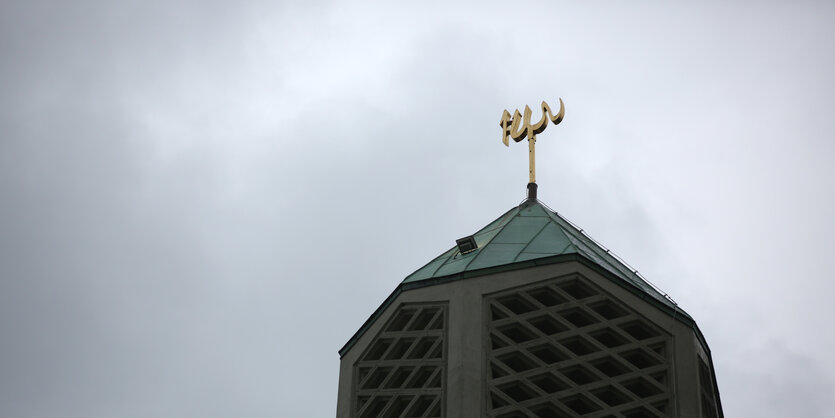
[
  {"xmin": 501, "ymin": 99, "xmax": 564, "ymax": 185},
  {"xmin": 528, "ymin": 136, "xmax": 536, "ymax": 183}
]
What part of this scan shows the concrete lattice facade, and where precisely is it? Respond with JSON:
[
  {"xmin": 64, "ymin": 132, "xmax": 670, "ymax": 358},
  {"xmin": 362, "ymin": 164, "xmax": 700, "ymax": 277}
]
[
  {"xmin": 485, "ymin": 275, "xmax": 673, "ymax": 417},
  {"xmin": 338, "ymin": 262, "xmax": 722, "ymax": 417},
  {"xmin": 353, "ymin": 303, "xmax": 447, "ymax": 417}
]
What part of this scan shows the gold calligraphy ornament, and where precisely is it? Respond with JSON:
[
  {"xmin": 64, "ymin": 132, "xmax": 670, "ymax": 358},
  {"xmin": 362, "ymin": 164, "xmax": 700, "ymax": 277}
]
[{"xmin": 500, "ymin": 98, "xmax": 565, "ymax": 184}]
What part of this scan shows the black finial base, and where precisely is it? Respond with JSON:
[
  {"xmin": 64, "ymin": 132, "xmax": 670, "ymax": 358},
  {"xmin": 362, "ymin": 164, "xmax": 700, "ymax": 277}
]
[{"xmin": 527, "ymin": 182, "xmax": 538, "ymax": 200}]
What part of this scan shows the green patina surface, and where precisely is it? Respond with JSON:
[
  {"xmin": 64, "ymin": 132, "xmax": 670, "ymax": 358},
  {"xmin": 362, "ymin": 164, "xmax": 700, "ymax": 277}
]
[
  {"xmin": 403, "ymin": 199, "xmax": 685, "ymax": 317},
  {"xmin": 339, "ymin": 197, "xmax": 697, "ymax": 358}
]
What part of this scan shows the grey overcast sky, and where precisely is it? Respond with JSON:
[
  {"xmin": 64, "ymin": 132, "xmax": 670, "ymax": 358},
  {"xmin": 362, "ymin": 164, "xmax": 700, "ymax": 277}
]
[{"xmin": 1, "ymin": 1, "xmax": 833, "ymax": 416}]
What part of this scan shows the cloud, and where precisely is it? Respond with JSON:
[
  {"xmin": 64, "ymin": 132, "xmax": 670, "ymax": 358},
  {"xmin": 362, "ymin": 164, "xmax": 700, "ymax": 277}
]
[{"xmin": 0, "ymin": 1, "xmax": 833, "ymax": 417}]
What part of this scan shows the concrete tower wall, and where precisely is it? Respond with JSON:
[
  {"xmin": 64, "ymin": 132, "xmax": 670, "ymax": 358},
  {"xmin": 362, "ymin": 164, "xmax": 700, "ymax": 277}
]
[{"xmin": 337, "ymin": 261, "xmax": 719, "ymax": 417}]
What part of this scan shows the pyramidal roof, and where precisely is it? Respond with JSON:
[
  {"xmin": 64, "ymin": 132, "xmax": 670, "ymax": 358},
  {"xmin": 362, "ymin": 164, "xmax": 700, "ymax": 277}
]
[
  {"xmin": 403, "ymin": 197, "xmax": 689, "ymax": 319},
  {"xmin": 340, "ymin": 194, "xmax": 696, "ymax": 357}
]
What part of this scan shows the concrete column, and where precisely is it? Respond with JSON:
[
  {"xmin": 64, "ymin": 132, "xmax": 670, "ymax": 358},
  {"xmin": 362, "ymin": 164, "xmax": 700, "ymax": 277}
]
[{"xmin": 445, "ymin": 282, "xmax": 484, "ymax": 417}]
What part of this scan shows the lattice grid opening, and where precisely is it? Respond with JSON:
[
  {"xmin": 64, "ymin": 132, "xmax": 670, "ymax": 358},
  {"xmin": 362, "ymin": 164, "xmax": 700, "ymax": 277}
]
[
  {"xmin": 486, "ymin": 275, "xmax": 672, "ymax": 417},
  {"xmin": 354, "ymin": 303, "xmax": 446, "ymax": 418},
  {"xmin": 698, "ymin": 357, "xmax": 719, "ymax": 418}
]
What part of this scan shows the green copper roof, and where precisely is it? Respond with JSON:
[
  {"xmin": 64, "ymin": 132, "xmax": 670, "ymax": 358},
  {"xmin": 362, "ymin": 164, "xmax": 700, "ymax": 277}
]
[
  {"xmin": 339, "ymin": 196, "xmax": 702, "ymax": 358},
  {"xmin": 403, "ymin": 198, "xmax": 686, "ymax": 317}
]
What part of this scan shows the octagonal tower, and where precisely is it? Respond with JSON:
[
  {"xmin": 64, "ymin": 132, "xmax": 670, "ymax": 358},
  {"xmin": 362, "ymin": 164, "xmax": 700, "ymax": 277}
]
[{"xmin": 336, "ymin": 183, "xmax": 722, "ymax": 418}]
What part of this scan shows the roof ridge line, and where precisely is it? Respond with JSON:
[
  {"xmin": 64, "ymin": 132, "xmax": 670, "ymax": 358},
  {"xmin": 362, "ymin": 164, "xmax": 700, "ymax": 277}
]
[
  {"xmin": 541, "ymin": 203, "xmax": 679, "ymax": 307},
  {"xmin": 512, "ymin": 219, "xmax": 551, "ymax": 263},
  {"xmin": 424, "ymin": 248, "xmax": 456, "ymax": 279},
  {"xmin": 459, "ymin": 205, "xmax": 526, "ymax": 272},
  {"xmin": 411, "ymin": 205, "xmax": 520, "ymax": 281}
]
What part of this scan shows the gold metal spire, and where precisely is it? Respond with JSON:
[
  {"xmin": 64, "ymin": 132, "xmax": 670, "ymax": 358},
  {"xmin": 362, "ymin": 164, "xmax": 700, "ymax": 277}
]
[{"xmin": 500, "ymin": 99, "xmax": 565, "ymax": 184}]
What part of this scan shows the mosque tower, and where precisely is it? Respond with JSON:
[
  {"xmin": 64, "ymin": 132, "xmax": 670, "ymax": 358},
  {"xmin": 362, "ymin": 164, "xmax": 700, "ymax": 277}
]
[{"xmin": 336, "ymin": 100, "xmax": 723, "ymax": 418}]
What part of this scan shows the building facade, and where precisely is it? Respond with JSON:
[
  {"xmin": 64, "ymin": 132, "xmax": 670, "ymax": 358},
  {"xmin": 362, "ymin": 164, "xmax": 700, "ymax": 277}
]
[{"xmin": 337, "ymin": 191, "xmax": 722, "ymax": 417}]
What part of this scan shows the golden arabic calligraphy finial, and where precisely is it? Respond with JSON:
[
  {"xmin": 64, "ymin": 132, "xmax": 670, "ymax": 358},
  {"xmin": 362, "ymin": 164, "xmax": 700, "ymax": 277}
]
[{"xmin": 500, "ymin": 98, "xmax": 565, "ymax": 184}]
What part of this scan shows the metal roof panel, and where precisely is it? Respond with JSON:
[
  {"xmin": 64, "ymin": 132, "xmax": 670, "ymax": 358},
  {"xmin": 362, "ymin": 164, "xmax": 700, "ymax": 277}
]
[{"xmin": 399, "ymin": 198, "xmax": 684, "ymax": 317}]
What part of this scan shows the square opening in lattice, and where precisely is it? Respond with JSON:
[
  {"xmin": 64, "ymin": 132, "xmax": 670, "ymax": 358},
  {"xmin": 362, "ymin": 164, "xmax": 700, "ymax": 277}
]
[
  {"xmin": 386, "ymin": 366, "xmax": 414, "ymax": 389},
  {"xmin": 620, "ymin": 349, "xmax": 662, "ymax": 369},
  {"xmin": 650, "ymin": 371, "xmax": 667, "ymax": 385},
  {"xmin": 359, "ymin": 396, "xmax": 390, "ymax": 418},
  {"xmin": 495, "ymin": 294, "xmax": 537, "ymax": 315},
  {"xmin": 529, "ymin": 343, "xmax": 569, "ymax": 365},
  {"xmin": 559, "ymin": 393, "xmax": 602, "ymax": 415},
  {"xmin": 361, "ymin": 367, "xmax": 392, "ymax": 390},
  {"xmin": 558, "ymin": 308, "xmax": 599, "ymax": 328},
  {"xmin": 590, "ymin": 356, "xmax": 631, "ymax": 378},
  {"xmin": 495, "ymin": 411, "xmax": 528, "ymax": 418},
  {"xmin": 491, "ymin": 304, "xmax": 509, "ymax": 320},
  {"xmin": 490, "ymin": 362, "xmax": 510, "ymax": 379},
  {"xmin": 496, "ymin": 351, "xmax": 538, "ymax": 373},
  {"xmin": 558, "ymin": 279, "xmax": 597, "ymax": 300},
  {"xmin": 529, "ymin": 373, "xmax": 570, "ymax": 394},
  {"xmin": 357, "ymin": 367, "xmax": 372, "ymax": 384},
  {"xmin": 702, "ymin": 396, "xmax": 718, "ymax": 418},
  {"xmin": 409, "ymin": 308, "xmax": 438, "ymax": 331},
  {"xmin": 363, "ymin": 338, "xmax": 394, "ymax": 361},
  {"xmin": 590, "ymin": 328, "xmax": 630, "ymax": 348},
  {"xmin": 527, "ymin": 314, "xmax": 568, "ymax": 336},
  {"xmin": 622, "ymin": 377, "xmax": 664, "ymax": 398},
  {"xmin": 357, "ymin": 396, "xmax": 370, "ymax": 411},
  {"xmin": 591, "ymin": 385, "xmax": 632, "ymax": 406},
  {"xmin": 386, "ymin": 309, "xmax": 417, "ymax": 332},
  {"xmin": 526, "ymin": 286, "xmax": 566, "ymax": 307},
  {"xmin": 699, "ymin": 357, "xmax": 719, "ymax": 418},
  {"xmin": 560, "ymin": 336, "xmax": 599, "ymax": 356},
  {"xmin": 497, "ymin": 380, "xmax": 538, "ymax": 402},
  {"xmin": 648, "ymin": 342, "xmax": 666, "ymax": 357},
  {"xmin": 405, "ymin": 366, "xmax": 438, "ymax": 389},
  {"xmin": 427, "ymin": 341, "xmax": 442, "ymax": 359},
  {"xmin": 428, "ymin": 311, "xmax": 444, "ymax": 330},
  {"xmin": 560, "ymin": 365, "xmax": 600, "ymax": 385},
  {"xmin": 529, "ymin": 402, "xmax": 570, "ymax": 418},
  {"xmin": 588, "ymin": 300, "xmax": 629, "ymax": 319},
  {"xmin": 387, "ymin": 395, "xmax": 413, "ymax": 416},
  {"xmin": 619, "ymin": 320, "xmax": 661, "ymax": 341},
  {"xmin": 491, "ymin": 332, "xmax": 511, "ymax": 349},
  {"xmin": 622, "ymin": 405, "xmax": 662, "ymax": 418},
  {"xmin": 408, "ymin": 337, "xmax": 439, "ymax": 359},
  {"xmin": 652, "ymin": 400, "xmax": 668, "ymax": 414},
  {"xmin": 427, "ymin": 370, "xmax": 441, "ymax": 388},
  {"xmin": 699, "ymin": 358, "xmax": 713, "ymax": 392},
  {"xmin": 426, "ymin": 402, "xmax": 441, "ymax": 418},
  {"xmin": 490, "ymin": 391, "xmax": 510, "ymax": 408},
  {"xmin": 406, "ymin": 395, "xmax": 438, "ymax": 418},
  {"xmin": 387, "ymin": 338, "xmax": 415, "ymax": 360},
  {"xmin": 497, "ymin": 323, "xmax": 538, "ymax": 344}
]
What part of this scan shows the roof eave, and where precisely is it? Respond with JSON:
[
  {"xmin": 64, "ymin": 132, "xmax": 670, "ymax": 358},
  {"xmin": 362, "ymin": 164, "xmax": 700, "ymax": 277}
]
[{"xmin": 338, "ymin": 253, "xmax": 703, "ymax": 358}]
